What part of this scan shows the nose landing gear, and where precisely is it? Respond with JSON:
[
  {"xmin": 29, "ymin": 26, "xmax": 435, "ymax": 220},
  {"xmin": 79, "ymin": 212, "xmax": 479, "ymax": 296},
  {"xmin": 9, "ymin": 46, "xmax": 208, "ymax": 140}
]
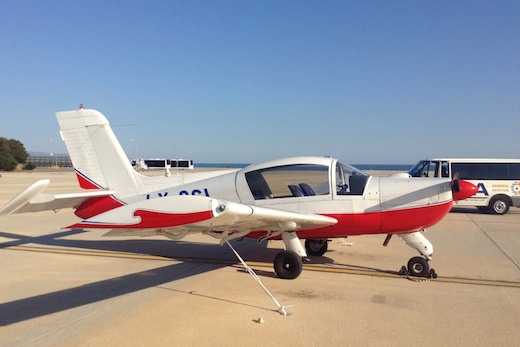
[
  {"xmin": 397, "ymin": 232, "xmax": 438, "ymax": 279},
  {"xmin": 404, "ymin": 256, "xmax": 437, "ymax": 279}
]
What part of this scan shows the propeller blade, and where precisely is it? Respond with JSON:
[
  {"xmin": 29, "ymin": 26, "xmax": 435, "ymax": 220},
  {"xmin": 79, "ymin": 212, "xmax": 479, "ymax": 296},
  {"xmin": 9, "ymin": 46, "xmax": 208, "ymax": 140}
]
[{"xmin": 451, "ymin": 172, "xmax": 460, "ymax": 192}]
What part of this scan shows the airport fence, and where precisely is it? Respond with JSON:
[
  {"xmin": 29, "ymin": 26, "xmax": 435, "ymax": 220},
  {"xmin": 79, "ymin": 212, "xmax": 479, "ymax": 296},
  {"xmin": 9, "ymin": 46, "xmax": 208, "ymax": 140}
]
[{"xmin": 27, "ymin": 155, "xmax": 73, "ymax": 168}]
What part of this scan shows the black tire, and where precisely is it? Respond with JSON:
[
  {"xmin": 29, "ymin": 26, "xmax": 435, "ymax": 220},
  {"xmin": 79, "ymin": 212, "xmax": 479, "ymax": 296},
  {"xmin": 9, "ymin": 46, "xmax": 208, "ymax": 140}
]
[
  {"xmin": 274, "ymin": 251, "xmax": 303, "ymax": 279},
  {"xmin": 407, "ymin": 256, "xmax": 430, "ymax": 277},
  {"xmin": 304, "ymin": 239, "xmax": 328, "ymax": 256},
  {"xmin": 489, "ymin": 196, "xmax": 510, "ymax": 215}
]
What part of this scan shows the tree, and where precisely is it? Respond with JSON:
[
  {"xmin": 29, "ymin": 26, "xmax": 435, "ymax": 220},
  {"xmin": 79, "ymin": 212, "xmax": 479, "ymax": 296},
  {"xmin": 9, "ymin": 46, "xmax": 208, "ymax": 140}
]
[
  {"xmin": 0, "ymin": 137, "xmax": 29, "ymax": 171},
  {"xmin": 7, "ymin": 139, "xmax": 28, "ymax": 164}
]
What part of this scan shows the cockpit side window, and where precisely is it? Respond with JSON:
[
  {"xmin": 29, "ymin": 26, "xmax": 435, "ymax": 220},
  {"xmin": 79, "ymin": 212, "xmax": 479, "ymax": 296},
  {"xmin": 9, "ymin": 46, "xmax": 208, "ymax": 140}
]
[
  {"xmin": 245, "ymin": 164, "xmax": 329, "ymax": 200},
  {"xmin": 336, "ymin": 162, "xmax": 368, "ymax": 195}
]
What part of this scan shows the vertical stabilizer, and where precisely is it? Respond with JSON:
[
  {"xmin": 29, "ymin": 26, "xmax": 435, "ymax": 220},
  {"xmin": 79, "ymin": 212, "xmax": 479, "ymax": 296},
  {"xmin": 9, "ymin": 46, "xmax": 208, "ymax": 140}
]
[{"xmin": 56, "ymin": 109, "xmax": 139, "ymax": 196}]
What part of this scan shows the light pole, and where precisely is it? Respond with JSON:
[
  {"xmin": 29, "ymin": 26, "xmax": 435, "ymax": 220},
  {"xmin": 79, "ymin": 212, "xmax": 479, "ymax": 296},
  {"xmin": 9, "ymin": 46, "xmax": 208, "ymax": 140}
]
[
  {"xmin": 131, "ymin": 139, "xmax": 137, "ymax": 168},
  {"xmin": 49, "ymin": 138, "xmax": 57, "ymax": 168}
]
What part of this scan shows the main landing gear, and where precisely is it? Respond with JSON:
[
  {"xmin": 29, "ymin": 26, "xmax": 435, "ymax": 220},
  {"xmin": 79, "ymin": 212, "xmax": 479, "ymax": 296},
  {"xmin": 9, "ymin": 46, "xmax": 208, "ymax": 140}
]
[
  {"xmin": 274, "ymin": 251, "xmax": 303, "ymax": 279},
  {"xmin": 273, "ymin": 237, "xmax": 329, "ymax": 279},
  {"xmin": 273, "ymin": 231, "xmax": 307, "ymax": 279},
  {"xmin": 304, "ymin": 239, "xmax": 328, "ymax": 256}
]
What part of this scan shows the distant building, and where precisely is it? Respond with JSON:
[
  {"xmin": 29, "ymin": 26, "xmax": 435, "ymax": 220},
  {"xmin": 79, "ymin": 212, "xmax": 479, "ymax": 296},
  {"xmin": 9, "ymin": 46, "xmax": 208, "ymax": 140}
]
[
  {"xmin": 28, "ymin": 155, "xmax": 194, "ymax": 170},
  {"xmin": 28, "ymin": 155, "xmax": 72, "ymax": 168},
  {"xmin": 132, "ymin": 158, "xmax": 194, "ymax": 170},
  {"xmin": 170, "ymin": 159, "xmax": 194, "ymax": 169}
]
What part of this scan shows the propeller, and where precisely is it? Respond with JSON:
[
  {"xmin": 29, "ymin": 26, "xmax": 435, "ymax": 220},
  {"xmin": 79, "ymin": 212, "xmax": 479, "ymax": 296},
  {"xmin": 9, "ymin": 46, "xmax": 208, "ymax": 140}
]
[{"xmin": 451, "ymin": 172, "xmax": 478, "ymax": 201}]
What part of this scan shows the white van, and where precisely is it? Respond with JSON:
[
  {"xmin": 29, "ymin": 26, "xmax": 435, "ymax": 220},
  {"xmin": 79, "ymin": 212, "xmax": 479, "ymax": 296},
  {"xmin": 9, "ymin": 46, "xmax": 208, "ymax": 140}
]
[{"xmin": 409, "ymin": 158, "xmax": 520, "ymax": 214}]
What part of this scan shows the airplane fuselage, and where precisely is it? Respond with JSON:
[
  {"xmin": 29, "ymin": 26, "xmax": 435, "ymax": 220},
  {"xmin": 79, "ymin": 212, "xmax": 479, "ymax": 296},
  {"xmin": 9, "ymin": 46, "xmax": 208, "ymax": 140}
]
[{"xmin": 75, "ymin": 157, "xmax": 455, "ymax": 239}]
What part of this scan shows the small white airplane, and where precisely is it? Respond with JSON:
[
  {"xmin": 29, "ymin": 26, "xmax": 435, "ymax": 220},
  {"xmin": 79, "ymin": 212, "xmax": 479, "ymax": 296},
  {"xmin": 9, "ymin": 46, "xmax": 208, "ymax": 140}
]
[{"xmin": 1, "ymin": 108, "xmax": 478, "ymax": 280}]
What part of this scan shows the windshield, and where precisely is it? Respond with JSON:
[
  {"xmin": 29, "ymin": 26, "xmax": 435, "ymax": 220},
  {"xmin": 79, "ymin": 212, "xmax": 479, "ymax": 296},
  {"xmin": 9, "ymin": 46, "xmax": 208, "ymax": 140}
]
[
  {"xmin": 409, "ymin": 160, "xmax": 441, "ymax": 177},
  {"xmin": 335, "ymin": 162, "xmax": 368, "ymax": 195}
]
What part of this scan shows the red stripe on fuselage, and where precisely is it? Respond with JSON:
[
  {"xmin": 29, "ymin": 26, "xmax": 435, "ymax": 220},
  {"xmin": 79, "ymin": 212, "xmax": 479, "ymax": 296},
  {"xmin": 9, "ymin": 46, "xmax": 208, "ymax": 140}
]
[{"xmin": 247, "ymin": 200, "xmax": 453, "ymax": 239}]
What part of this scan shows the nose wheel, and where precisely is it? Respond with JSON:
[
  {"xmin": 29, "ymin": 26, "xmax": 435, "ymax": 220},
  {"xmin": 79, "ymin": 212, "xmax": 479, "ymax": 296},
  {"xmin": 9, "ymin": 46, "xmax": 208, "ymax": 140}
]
[{"xmin": 403, "ymin": 256, "xmax": 437, "ymax": 278}]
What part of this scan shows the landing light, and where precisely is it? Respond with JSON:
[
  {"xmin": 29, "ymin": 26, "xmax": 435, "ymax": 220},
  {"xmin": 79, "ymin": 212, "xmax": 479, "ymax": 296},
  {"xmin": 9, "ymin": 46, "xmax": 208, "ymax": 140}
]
[{"xmin": 216, "ymin": 204, "xmax": 226, "ymax": 213}]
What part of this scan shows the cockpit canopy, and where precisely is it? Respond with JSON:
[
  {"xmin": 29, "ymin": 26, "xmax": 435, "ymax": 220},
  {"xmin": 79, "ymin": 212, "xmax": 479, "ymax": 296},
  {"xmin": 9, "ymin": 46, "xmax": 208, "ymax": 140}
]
[
  {"xmin": 245, "ymin": 164, "xmax": 329, "ymax": 199},
  {"xmin": 243, "ymin": 158, "xmax": 369, "ymax": 200},
  {"xmin": 335, "ymin": 161, "xmax": 369, "ymax": 195}
]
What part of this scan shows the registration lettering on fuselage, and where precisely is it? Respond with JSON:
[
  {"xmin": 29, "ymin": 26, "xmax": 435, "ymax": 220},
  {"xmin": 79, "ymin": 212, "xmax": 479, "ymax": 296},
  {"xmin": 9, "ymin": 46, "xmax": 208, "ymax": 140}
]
[{"xmin": 145, "ymin": 188, "xmax": 210, "ymax": 199}]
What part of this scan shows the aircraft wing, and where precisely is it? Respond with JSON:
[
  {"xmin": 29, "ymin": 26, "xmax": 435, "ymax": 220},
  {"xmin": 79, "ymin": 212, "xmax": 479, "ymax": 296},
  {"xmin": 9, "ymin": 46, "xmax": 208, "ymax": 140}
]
[
  {"xmin": 0, "ymin": 179, "xmax": 114, "ymax": 216},
  {"xmin": 68, "ymin": 195, "xmax": 337, "ymax": 233}
]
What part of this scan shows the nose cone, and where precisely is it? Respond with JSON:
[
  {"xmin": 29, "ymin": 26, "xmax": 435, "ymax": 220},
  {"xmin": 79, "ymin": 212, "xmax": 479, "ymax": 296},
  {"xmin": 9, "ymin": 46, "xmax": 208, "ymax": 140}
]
[{"xmin": 452, "ymin": 180, "xmax": 478, "ymax": 201}]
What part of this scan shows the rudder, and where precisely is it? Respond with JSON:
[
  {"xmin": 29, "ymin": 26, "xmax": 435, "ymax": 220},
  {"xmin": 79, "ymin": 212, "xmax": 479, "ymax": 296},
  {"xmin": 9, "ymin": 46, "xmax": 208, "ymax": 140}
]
[{"xmin": 57, "ymin": 109, "xmax": 139, "ymax": 196}]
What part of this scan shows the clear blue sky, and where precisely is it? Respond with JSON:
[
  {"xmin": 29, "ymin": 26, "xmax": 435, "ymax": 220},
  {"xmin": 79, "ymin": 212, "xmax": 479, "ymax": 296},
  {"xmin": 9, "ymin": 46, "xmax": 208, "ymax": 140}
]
[{"xmin": 1, "ymin": 1, "xmax": 519, "ymax": 164}]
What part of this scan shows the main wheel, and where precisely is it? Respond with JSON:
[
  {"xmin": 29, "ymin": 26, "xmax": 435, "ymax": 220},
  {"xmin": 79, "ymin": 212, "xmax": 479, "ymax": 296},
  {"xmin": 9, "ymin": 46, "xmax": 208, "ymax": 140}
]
[
  {"xmin": 305, "ymin": 239, "xmax": 328, "ymax": 256},
  {"xmin": 407, "ymin": 256, "xmax": 430, "ymax": 277},
  {"xmin": 489, "ymin": 197, "xmax": 510, "ymax": 215},
  {"xmin": 274, "ymin": 251, "xmax": 303, "ymax": 279}
]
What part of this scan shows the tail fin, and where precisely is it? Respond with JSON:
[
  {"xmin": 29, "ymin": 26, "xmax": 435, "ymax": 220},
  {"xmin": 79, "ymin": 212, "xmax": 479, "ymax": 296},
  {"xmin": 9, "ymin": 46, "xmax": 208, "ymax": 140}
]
[{"xmin": 57, "ymin": 109, "xmax": 140, "ymax": 196}]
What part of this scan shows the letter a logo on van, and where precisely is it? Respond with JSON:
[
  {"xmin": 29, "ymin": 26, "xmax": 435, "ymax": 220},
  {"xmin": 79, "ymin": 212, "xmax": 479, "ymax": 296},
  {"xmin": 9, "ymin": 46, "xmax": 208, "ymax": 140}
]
[
  {"xmin": 477, "ymin": 183, "xmax": 488, "ymax": 196},
  {"xmin": 512, "ymin": 182, "xmax": 520, "ymax": 196}
]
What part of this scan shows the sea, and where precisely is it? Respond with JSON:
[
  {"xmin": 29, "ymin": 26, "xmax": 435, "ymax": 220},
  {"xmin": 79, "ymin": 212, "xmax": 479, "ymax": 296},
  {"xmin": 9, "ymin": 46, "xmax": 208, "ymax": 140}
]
[{"xmin": 196, "ymin": 163, "xmax": 413, "ymax": 171}]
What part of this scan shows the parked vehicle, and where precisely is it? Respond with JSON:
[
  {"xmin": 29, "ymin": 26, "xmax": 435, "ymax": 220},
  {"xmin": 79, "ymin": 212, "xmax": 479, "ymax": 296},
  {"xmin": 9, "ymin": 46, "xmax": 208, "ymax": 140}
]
[{"xmin": 409, "ymin": 158, "xmax": 520, "ymax": 214}]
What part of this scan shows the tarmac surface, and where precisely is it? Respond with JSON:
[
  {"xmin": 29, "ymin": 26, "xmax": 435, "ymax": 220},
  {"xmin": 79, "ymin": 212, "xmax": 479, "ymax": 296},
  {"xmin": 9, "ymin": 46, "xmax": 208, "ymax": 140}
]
[{"xmin": 1, "ymin": 170, "xmax": 519, "ymax": 346}]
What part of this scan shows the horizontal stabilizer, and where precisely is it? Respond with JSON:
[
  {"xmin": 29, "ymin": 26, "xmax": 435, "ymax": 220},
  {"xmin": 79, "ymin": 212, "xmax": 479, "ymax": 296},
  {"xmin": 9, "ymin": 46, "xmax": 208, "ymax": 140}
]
[
  {"xmin": 0, "ymin": 180, "xmax": 114, "ymax": 215},
  {"xmin": 0, "ymin": 180, "xmax": 49, "ymax": 215}
]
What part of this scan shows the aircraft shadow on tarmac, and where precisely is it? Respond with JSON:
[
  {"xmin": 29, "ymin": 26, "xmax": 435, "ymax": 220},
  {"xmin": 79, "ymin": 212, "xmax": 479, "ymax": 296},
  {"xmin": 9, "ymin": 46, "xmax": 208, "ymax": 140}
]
[
  {"xmin": 0, "ymin": 260, "xmax": 228, "ymax": 326},
  {"xmin": 0, "ymin": 228, "xmax": 384, "ymax": 270},
  {"xmin": 0, "ymin": 228, "xmax": 272, "ymax": 262},
  {"xmin": 0, "ymin": 228, "xmax": 395, "ymax": 326},
  {"xmin": 0, "ymin": 228, "xmax": 282, "ymax": 326}
]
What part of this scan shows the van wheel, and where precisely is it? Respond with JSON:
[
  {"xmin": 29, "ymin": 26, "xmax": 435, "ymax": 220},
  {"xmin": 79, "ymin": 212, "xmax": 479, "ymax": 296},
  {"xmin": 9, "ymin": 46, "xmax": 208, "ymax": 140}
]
[{"xmin": 490, "ymin": 196, "xmax": 510, "ymax": 215}]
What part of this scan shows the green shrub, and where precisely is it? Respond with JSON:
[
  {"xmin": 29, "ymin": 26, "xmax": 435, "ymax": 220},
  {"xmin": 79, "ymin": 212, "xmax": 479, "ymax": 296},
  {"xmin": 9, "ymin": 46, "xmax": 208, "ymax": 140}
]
[
  {"xmin": 24, "ymin": 162, "xmax": 37, "ymax": 170},
  {"xmin": 0, "ymin": 154, "xmax": 18, "ymax": 171}
]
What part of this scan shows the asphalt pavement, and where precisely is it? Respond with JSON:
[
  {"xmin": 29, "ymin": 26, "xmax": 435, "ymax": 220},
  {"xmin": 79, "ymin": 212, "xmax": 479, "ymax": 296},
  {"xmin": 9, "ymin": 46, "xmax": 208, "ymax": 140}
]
[{"xmin": 1, "ymin": 171, "xmax": 519, "ymax": 346}]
